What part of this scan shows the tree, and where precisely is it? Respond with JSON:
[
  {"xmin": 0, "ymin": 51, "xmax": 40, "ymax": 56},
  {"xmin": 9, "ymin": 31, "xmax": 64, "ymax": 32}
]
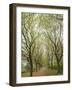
[
  {"xmin": 39, "ymin": 14, "xmax": 63, "ymax": 74},
  {"xmin": 21, "ymin": 13, "xmax": 63, "ymax": 76},
  {"xmin": 21, "ymin": 13, "xmax": 41, "ymax": 76},
  {"xmin": 45, "ymin": 15, "xmax": 63, "ymax": 73}
]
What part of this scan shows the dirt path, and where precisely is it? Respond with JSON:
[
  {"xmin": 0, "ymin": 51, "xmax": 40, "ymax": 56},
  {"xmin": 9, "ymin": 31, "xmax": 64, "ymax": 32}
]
[
  {"xmin": 33, "ymin": 67, "xmax": 57, "ymax": 76},
  {"xmin": 22, "ymin": 67, "xmax": 58, "ymax": 77}
]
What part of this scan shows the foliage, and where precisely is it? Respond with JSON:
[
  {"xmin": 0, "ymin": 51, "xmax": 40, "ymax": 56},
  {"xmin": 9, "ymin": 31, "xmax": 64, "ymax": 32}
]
[{"xmin": 21, "ymin": 12, "xmax": 63, "ymax": 77}]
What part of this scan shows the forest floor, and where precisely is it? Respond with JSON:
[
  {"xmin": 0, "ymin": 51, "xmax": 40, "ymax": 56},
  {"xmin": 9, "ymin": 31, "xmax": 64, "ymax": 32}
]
[
  {"xmin": 21, "ymin": 67, "xmax": 59, "ymax": 77},
  {"xmin": 33, "ymin": 68, "xmax": 57, "ymax": 76}
]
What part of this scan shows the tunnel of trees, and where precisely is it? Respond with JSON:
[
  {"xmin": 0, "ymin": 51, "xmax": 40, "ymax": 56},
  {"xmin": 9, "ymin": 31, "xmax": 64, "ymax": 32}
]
[{"xmin": 21, "ymin": 12, "xmax": 63, "ymax": 77}]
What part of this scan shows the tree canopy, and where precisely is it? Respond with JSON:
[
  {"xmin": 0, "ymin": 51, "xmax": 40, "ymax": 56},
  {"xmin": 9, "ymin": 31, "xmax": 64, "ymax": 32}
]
[{"xmin": 21, "ymin": 12, "xmax": 63, "ymax": 77}]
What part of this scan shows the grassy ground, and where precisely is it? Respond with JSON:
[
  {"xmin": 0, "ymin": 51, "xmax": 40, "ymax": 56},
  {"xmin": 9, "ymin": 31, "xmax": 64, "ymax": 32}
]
[{"xmin": 21, "ymin": 68, "xmax": 63, "ymax": 77}]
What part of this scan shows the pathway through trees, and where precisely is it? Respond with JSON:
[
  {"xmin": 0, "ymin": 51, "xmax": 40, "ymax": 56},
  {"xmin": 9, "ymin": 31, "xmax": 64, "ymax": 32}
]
[{"xmin": 33, "ymin": 67, "xmax": 57, "ymax": 76}]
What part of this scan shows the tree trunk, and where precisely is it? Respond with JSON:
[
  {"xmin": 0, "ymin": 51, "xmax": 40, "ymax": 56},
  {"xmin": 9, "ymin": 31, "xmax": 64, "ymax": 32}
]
[
  {"xmin": 51, "ymin": 55, "xmax": 53, "ymax": 69},
  {"xmin": 29, "ymin": 48, "xmax": 33, "ymax": 76},
  {"xmin": 50, "ymin": 52, "xmax": 53, "ymax": 69},
  {"xmin": 57, "ymin": 60, "xmax": 60, "ymax": 74},
  {"xmin": 55, "ymin": 53, "xmax": 60, "ymax": 74}
]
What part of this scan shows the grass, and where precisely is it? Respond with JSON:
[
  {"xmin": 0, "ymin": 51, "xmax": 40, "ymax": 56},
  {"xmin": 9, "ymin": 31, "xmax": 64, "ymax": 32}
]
[
  {"xmin": 21, "ymin": 72, "xmax": 30, "ymax": 77},
  {"xmin": 21, "ymin": 68, "xmax": 63, "ymax": 77}
]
